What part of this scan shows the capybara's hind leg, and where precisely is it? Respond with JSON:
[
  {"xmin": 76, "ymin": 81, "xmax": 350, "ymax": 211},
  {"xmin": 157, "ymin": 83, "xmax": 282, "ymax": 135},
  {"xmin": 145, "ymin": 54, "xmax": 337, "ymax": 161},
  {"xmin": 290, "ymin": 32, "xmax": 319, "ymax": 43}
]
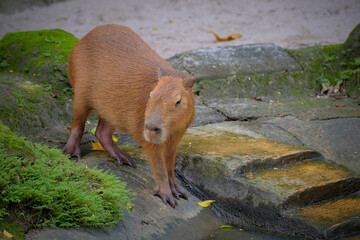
[
  {"xmin": 95, "ymin": 118, "xmax": 136, "ymax": 168},
  {"xmin": 63, "ymin": 99, "xmax": 89, "ymax": 158}
]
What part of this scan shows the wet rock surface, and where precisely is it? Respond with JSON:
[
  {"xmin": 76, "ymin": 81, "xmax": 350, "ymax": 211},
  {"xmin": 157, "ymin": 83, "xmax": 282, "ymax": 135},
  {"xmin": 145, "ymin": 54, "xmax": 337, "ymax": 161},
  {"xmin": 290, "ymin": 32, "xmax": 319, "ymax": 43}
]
[{"xmin": 26, "ymin": 149, "xmax": 222, "ymax": 240}]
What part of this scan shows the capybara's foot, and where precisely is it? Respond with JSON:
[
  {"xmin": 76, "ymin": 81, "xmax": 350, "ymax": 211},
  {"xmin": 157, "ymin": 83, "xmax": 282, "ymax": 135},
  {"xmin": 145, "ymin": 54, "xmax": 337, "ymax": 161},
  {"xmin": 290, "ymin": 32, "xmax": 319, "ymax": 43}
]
[
  {"xmin": 111, "ymin": 147, "xmax": 136, "ymax": 168},
  {"xmin": 154, "ymin": 188, "xmax": 178, "ymax": 208},
  {"xmin": 169, "ymin": 180, "xmax": 188, "ymax": 200},
  {"xmin": 63, "ymin": 142, "xmax": 81, "ymax": 158}
]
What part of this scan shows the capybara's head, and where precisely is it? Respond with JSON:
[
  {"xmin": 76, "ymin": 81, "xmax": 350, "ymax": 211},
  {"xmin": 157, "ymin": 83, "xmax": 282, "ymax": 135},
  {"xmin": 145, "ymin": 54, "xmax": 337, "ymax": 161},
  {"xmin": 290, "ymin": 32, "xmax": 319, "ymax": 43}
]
[{"xmin": 144, "ymin": 68, "xmax": 195, "ymax": 144}]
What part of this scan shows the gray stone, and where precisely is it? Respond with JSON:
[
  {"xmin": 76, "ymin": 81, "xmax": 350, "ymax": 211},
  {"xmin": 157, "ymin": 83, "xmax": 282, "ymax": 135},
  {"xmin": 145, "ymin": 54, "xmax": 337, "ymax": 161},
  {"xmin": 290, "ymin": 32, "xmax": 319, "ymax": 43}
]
[
  {"xmin": 203, "ymin": 96, "xmax": 360, "ymax": 121},
  {"xmin": 167, "ymin": 44, "xmax": 302, "ymax": 81},
  {"xmin": 191, "ymin": 98, "xmax": 226, "ymax": 127},
  {"xmin": 266, "ymin": 117, "xmax": 360, "ymax": 174}
]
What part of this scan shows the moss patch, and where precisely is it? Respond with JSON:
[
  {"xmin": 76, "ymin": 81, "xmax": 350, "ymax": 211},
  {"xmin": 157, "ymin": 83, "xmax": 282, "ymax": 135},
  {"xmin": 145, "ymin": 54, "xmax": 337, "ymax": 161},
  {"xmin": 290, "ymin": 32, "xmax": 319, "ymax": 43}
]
[
  {"xmin": 246, "ymin": 160, "xmax": 357, "ymax": 197},
  {"xmin": 0, "ymin": 29, "xmax": 78, "ymax": 97},
  {"xmin": 298, "ymin": 194, "xmax": 360, "ymax": 227},
  {"xmin": 0, "ymin": 122, "xmax": 133, "ymax": 229}
]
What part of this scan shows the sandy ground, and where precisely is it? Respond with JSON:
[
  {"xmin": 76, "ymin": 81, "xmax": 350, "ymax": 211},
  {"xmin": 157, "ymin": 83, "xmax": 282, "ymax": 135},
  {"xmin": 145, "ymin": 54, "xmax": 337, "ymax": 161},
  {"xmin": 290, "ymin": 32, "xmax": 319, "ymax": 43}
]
[{"xmin": 1, "ymin": 0, "xmax": 360, "ymax": 59}]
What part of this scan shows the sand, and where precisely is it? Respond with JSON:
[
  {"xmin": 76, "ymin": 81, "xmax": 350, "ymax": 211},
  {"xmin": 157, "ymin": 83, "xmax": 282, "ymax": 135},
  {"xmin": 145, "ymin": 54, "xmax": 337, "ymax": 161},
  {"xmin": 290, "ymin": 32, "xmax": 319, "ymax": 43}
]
[{"xmin": 1, "ymin": 0, "xmax": 360, "ymax": 58}]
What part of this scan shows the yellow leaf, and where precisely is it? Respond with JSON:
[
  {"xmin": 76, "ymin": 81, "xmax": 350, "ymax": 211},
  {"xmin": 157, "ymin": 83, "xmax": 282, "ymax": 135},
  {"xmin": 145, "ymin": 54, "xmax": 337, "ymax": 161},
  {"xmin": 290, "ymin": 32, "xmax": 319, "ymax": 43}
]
[
  {"xmin": 3, "ymin": 229, "xmax": 14, "ymax": 239},
  {"xmin": 92, "ymin": 141, "xmax": 104, "ymax": 151},
  {"xmin": 197, "ymin": 200, "xmax": 215, "ymax": 207},
  {"xmin": 152, "ymin": 27, "xmax": 158, "ymax": 31},
  {"xmin": 210, "ymin": 31, "xmax": 242, "ymax": 42},
  {"xmin": 112, "ymin": 135, "xmax": 118, "ymax": 142}
]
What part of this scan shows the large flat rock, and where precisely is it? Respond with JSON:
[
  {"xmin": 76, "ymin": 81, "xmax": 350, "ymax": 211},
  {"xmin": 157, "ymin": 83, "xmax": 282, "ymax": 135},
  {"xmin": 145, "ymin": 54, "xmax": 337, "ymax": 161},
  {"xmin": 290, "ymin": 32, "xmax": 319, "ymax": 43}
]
[
  {"xmin": 202, "ymin": 96, "xmax": 360, "ymax": 121},
  {"xmin": 168, "ymin": 44, "xmax": 302, "ymax": 81}
]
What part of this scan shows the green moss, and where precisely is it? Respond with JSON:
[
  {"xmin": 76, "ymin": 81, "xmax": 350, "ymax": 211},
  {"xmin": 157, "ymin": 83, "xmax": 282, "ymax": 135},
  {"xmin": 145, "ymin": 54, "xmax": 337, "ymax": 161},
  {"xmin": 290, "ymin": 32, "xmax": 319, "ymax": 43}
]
[
  {"xmin": 0, "ymin": 122, "xmax": 133, "ymax": 228},
  {"xmin": 0, "ymin": 29, "xmax": 78, "ymax": 98}
]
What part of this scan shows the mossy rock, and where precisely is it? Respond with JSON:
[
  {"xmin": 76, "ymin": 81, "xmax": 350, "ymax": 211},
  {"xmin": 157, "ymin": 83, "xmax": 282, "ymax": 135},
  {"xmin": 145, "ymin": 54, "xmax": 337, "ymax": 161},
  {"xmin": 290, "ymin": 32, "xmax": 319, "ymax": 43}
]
[
  {"xmin": 0, "ymin": 29, "xmax": 78, "ymax": 95},
  {"xmin": 0, "ymin": 71, "xmax": 73, "ymax": 145}
]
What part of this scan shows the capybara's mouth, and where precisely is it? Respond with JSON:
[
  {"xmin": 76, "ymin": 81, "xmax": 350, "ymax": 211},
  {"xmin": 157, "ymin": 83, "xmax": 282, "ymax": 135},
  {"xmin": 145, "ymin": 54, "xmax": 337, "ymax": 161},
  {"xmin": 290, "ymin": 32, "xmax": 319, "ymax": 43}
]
[{"xmin": 144, "ymin": 129, "xmax": 164, "ymax": 145}]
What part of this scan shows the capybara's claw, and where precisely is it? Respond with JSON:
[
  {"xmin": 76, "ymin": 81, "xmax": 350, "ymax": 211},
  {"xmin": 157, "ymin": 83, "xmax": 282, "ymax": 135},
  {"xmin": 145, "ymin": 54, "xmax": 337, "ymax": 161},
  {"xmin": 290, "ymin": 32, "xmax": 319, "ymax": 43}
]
[
  {"xmin": 154, "ymin": 190, "xmax": 178, "ymax": 208},
  {"xmin": 111, "ymin": 148, "xmax": 136, "ymax": 168},
  {"xmin": 62, "ymin": 144, "xmax": 81, "ymax": 158},
  {"xmin": 169, "ymin": 181, "xmax": 188, "ymax": 200}
]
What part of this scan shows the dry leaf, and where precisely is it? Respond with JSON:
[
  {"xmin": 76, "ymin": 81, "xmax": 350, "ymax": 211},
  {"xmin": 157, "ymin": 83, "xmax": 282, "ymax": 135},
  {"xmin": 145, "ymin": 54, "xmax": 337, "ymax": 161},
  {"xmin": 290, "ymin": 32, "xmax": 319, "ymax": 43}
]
[
  {"xmin": 335, "ymin": 103, "xmax": 346, "ymax": 108},
  {"xmin": 251, "ymin": 96, "xmax": 262, "ymax": 101},
  {"xmin": 3, "ymin": 229, "xmax": 14, "ymax": 239},
  {"xmin": 197, "ymin": 200, "xmax": 216, "ymax": 207},
  {"xmin": 210, "ymin": 31, "xmax": 242, "ymax": 42},
  {"xmin": 333, "ymin": 96, "xmax": 342, "ymax": 100},
  {"xmin": 92, "ymin": 141, "xmax": 104, "ymax": 151},
  {"xmin": 277, "ymin": 114, "xmax": 287, "ymax": 118},
  {"xmin": 66, "ymin": 126, "xmax": 72, "ymax": 131},
  {"xmin": 50, "ymin": 92, "xmax": 59, "ymax": 98}
]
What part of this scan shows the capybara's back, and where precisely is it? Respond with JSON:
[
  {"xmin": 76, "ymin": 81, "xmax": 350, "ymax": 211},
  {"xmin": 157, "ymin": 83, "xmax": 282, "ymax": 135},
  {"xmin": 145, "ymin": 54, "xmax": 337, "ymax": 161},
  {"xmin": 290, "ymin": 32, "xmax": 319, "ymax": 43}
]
[
  {"xmin": 69, "ymin": 24, "xmax": 177, "ymax": 139},
  {"xmin": 64, "ymin": 24, "xmax": 195, "ymax": 208}
]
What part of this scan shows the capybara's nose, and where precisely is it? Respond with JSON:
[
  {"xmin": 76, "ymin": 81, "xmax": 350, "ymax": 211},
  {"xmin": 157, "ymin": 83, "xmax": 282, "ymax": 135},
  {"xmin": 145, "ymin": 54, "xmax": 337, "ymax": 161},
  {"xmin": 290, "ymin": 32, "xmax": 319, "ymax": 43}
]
[{"xmin": 145, "ymin": 123, "xmax": 161, "ymax": 134}]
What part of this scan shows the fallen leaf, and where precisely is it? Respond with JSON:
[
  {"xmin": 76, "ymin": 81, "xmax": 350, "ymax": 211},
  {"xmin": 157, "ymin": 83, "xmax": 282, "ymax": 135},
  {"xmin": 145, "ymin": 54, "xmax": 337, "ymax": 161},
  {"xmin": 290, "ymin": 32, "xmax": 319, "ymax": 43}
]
[
  {"xmin": 90, "ymin": 127, "xmax": 96, "ymax": 135},
  {"xmin": 197, "ymin": 200, "xmax": 216, "ymax": 207},
  {"xmin": 335, "ymin": 103, "xmax": 346, "ymax": 108},
  {"xmin": 92, "ymin": 141, "xmax": 104, "ymax": 151},
  {"xmin": 277, "ymin": 114, "xmax": 287, "ymax": 118},
  {"xmin": 333, "ymin": 96, "xmax": 342, "ymax": 100},
  {"xmin": 220, "ymin": 225, "xmax": 233, "ymax": 229},
  {"xmin": 66, "ymin": 126, "xmax": 72, "ymax": 131},
  {"xmin": 112, "ymin": 135, "xmax": 118, "ymax": 142},
  {"xmin": 251, "ymin": 96, "xmax": 262, "ymax": 101},
  {"xmin": 50, "ymin": 92, "xmax": 59, "ymax": 98},
  {"xmin": 3, "ymin": 229, "xmax": 14, "ymax": 239},
  {"xmin": 210, "ymin": 31, "xmax": 242, "ymax": 42},
  {"xmin": 141, "ymin": 220, "xmax": 149, "ymax": 225}
]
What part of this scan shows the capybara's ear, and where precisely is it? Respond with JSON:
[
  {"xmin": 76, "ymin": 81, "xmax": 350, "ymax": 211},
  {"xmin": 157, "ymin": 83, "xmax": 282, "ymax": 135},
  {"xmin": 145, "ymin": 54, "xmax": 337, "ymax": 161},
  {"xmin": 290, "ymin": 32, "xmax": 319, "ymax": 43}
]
[
  {"xmin": 158, "ymin": 67, "xmax": 164, "ymax": 79},
  {"xmin": 183, "ymin": 73, "xmax": 195, "ymax": 89}
]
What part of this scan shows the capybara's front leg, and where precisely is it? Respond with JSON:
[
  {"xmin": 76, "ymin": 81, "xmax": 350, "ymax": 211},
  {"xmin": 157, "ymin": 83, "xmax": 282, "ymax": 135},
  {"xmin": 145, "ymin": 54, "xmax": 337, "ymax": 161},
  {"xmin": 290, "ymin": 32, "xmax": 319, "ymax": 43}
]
[
  {"xmin": 143, "ymin": 143, "xmax": 178, "ymax": 208},
  {"xmin": 165, "ymin": 143, "xmax": 188, "ymax": 200},
  {"xmin": 95, "ymin": 118, "xmax": 136, "ymax": 168}
]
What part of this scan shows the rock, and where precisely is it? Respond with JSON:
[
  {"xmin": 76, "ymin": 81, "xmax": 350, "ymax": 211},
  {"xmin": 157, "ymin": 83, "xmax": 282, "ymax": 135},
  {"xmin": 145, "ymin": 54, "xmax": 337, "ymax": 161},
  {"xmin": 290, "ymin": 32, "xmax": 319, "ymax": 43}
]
[
  {"xmin": 0, "ymin": 72, "xmax": 72, "ymax": 145},
  {"xmin": 26, "ymin": 147, "xmax": 222, "ymax": 240},
  {"xmin": 175, "ymin": 122, "xmax": 360, "ymax": 239},
  {"xmin": 202, "ymin": 96, "xmax": 360, "ymax": 121},
  {"xmin": 167, "ymin": 44, "xmax": 302, "ymax": 81},
  {"xmin": 342, "ymin": 23, "xmax": 360, "ymax": 58},
  {"xmin": 191, "ymin": 98, "xmax": 226, "ymax": 127},
  {"xmin": 266, "ymin": 117, "xmax": 360, "ymax": 174}
]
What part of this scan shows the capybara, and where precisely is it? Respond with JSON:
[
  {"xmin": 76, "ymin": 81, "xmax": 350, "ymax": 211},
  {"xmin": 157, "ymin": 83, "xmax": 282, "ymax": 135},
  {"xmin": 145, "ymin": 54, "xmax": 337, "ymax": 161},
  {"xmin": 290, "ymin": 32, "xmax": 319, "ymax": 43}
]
[{"xmin": 63, "ymin": 24, "xmax": 195, "ymax": 208}]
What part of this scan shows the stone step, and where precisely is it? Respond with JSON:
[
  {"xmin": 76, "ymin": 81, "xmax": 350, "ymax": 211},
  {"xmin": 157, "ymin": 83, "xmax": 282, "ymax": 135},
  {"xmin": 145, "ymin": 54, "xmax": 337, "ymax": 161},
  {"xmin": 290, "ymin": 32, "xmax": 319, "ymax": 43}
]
[
  {"xmin": 283, "ymin": 192, "xmax": 360, "ymax": 239},
  {"xmin": 244, "ymin": 159, "xmax": 360, "ymax": 208},
  {"xmin": 176, "ymin": 122, "xmax": 360, "ymax": 239},
  {"xmin": 178, "ymin": 121, "xmax": 321, "ymax": 175}
]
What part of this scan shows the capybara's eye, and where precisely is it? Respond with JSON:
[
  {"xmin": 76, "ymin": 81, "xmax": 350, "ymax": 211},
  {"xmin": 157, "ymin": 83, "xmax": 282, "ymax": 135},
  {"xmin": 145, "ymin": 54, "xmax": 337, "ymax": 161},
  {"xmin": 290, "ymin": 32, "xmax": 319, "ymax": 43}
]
[{"xmin": 175, "ymin": 99, "xmax": 182, "ymax": 107}]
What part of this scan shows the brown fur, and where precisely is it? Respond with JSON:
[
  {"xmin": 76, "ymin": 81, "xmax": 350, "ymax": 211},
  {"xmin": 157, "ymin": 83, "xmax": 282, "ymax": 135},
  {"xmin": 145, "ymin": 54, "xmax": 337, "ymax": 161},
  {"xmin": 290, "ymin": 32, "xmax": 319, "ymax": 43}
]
[{"xmin": 63, "ymin": 24, "xmax": 195, "ymax": 208}]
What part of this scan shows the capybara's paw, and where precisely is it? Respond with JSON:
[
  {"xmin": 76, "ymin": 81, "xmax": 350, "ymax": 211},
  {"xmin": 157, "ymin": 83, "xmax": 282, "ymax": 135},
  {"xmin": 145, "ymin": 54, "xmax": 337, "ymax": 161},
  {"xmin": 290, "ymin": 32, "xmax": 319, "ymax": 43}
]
[
  {"xmin": 62, "ymin": 144, "xmax": 81, "ymax": 158},
  {"xmin": 169, "ymin": 180, "xmax": 188, "ymax": 200},
  {"xmin": 112, "ymin": 148, "xmax": 137, "ymax": 168},
  {"xmin": 154, "ymin": 189, "xmax": 178, "ymax": 208}
]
